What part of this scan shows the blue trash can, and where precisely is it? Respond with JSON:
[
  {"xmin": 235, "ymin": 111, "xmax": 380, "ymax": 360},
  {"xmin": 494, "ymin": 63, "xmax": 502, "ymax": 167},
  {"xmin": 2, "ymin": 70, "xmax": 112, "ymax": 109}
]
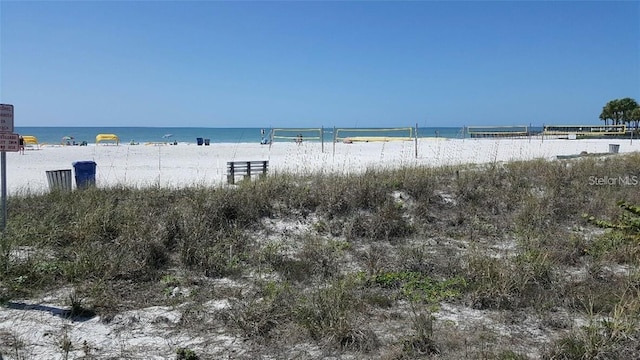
[
  {"xmin": 196, "ymin": 137, "xmax": 204, "ymax": 146},
  {"xmin": 72, "ymin": 161, "xmax": 97, "ymax": 189}
]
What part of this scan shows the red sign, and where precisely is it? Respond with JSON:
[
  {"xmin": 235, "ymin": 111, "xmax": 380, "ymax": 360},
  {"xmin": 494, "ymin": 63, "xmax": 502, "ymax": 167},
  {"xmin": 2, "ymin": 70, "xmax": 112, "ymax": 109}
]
[
  {"xmin": 0, "ymin": 104, "xmax": 14, "ymax": 133},
  {"xmin": 0, "ymin": 133, "xmax": 19, "ymax": 152}
]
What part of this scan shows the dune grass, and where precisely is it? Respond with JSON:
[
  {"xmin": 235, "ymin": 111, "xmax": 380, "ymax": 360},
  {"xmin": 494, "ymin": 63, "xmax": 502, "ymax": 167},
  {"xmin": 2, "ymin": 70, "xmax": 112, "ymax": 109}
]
[{"xmin": 1, "ymin": 153, "xmax": 640, "ymax": 358}]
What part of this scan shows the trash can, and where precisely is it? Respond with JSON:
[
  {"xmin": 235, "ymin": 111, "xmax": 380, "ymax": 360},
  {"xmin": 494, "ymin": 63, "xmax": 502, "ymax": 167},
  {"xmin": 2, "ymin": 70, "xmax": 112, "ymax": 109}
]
[
  {"xmin": 204, "ymin": 138, "xmax": 210, "ymax": 146},
  {"xmin": 46, "ymin": 170, "xmax": 73, "ymax": 191},
  {"xmin": 196, "ymin": 137, "xmax": 204, "ymax": 146},
  {"xmin": 609, "ymin": 144, "xmax": 620, "ymax": 154},
  {"xmin": 72, "ymin": 161, "xmax": 97, "ymax": 189}
]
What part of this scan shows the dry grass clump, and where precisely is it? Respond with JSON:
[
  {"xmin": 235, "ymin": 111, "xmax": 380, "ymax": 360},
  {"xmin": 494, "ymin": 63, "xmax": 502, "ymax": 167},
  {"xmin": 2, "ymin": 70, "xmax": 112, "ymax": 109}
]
[{"xmin": 1, "ymin": 153, "xmax": 640, "ymax": 358}]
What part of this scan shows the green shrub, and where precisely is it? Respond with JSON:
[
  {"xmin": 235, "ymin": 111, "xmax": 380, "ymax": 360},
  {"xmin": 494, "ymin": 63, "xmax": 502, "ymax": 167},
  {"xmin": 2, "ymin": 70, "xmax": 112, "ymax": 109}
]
[
  {"xmin": 176, "ymin": 347, "xmax": 199, "ymax": 360},
  {"xmin": 368, "ymin": 271, "xmax": 465, "ymax": 304},
  {"xmin": 584, "ymin": 201, "xmax": 640, "ymax": 264}
]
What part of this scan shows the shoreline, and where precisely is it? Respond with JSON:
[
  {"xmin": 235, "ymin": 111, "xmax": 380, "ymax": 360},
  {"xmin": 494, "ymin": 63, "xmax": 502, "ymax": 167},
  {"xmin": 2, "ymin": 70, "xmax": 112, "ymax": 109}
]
[{"xmin": 6, "ymin": 138, "xmax": 639, "ymax": 195}]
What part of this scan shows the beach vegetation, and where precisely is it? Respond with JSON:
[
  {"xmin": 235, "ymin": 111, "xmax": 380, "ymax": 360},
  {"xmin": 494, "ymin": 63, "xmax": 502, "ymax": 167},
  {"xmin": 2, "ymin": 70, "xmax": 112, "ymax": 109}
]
[
  {"xmin": 176, "ymin": 347, "xmax": 200, "ymax": 360},
  {"xmin": 401, "ymin": 307, "xmax": 440, "ymax": 357},
  {"xmin": 1, "ymin": 153, "xmax": 640, "ymax": 358}
]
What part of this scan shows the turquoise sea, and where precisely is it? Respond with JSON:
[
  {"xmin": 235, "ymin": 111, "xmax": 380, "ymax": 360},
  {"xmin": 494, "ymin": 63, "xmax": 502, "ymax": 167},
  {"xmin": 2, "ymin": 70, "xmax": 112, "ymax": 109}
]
[{"xmin": 13, "ymin": 126, "xmax": 478, "ymax": 145}]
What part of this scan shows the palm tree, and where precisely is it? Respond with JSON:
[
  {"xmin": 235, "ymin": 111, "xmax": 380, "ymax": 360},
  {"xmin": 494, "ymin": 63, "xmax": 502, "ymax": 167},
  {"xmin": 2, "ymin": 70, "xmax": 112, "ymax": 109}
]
[
  {"xmin": 599, "ymin": 105, "xmax": 611, "ymax": 126},
  {"xmin": 618, "ymin": 97, "xmax": 639, "ymax": 127},
  {"xmin": 611, "ymin": 99, "xmax": 623, "ymax": 125},
  {"xmin": 600, "ymin": 100, "xmax": 620, "ymax": 125},
  {"xmin": 630, "ymin": 107, "xmax": 640, "ymax": 134},
  {"xmin": 600, "ymin": 98, "xmax": 639, "ymax": 126}
]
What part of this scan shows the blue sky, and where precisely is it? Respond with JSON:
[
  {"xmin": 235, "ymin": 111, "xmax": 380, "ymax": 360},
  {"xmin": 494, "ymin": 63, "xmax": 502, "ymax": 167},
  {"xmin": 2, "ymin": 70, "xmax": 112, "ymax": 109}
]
[{"xmin": 1, "ymin": 1, "xmax": 638, "ymax": 128}]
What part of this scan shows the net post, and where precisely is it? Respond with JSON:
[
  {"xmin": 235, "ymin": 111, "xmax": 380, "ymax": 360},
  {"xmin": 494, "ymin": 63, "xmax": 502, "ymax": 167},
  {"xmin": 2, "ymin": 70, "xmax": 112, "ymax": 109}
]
[
  {"xmin": 414, "ymin": 123, "xmax": 418, "ymax": 159},
  {"xmin": 333, "ymin": 126, "xmax": 336, "ymax": 157},
  {"xmin": 321, "ymin": 126, "xmax": 324, "ymax": 153}
]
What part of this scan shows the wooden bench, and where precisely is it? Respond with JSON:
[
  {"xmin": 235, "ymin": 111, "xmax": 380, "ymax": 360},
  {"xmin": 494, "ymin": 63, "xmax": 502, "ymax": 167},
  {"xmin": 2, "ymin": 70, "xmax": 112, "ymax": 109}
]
[{"xmin": 227, "ymin": 160, "xmax": 269, "ymax": 184}]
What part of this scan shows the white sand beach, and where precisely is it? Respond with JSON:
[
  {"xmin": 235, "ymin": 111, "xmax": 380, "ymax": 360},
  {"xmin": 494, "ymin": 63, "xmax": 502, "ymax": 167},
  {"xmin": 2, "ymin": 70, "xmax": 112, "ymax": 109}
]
[
  {"xmin": 4, "ymin": 138, "xmax": 639, "ymax": 195},
  {"xmin": 1, "ymin": 137, "xmax": 639, "ymax": 359}
]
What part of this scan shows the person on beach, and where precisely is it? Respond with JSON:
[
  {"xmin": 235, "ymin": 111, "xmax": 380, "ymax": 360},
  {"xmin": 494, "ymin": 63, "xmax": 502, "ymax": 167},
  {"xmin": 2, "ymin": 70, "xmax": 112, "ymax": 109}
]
[
  {"xmin": 260, "ymin": 128, "xmax": 270, "ymax": 144},
  {"xmin": 296, "ymin": 133, "xmax": 303, "ymax": 145},
  {"xmin": 19, "ymin": 135, "xmax": 25, "ymax": 154}
]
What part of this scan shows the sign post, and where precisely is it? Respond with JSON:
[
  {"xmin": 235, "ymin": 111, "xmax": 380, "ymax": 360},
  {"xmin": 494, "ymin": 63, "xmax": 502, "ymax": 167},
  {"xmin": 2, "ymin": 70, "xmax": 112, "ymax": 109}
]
[{"xmin": 0, "ymin": 104, "xmax": 16, "ymax": 231}]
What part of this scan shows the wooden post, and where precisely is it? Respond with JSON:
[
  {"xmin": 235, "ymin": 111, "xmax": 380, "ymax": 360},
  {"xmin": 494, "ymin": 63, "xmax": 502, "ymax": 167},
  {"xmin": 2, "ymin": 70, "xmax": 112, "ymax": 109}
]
[
  {"xmin": 414, "ymin": 122, "xmax": 418, "ymax": 159},
  {"xmin": 228, "ymin": 162, "xmax": 235, "ymax": 184},
  {"xmin": 244, "ymin": 161, "xmax": 251, "ymax": 181},
  {"xmin": 261, "ymin": 160, "xmax": 268, "ymax": 179}
]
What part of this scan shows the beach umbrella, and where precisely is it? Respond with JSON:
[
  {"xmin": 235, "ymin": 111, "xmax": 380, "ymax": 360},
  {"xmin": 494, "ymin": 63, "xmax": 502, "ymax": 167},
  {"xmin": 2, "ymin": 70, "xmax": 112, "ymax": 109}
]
[{"xmin": 62, "ymin": 136, "xmax": 74, "ymax": 141}]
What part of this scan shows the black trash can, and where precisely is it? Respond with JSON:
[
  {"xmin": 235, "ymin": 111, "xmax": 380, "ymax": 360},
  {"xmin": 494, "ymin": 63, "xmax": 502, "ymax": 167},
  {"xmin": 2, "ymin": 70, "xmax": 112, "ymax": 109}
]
[
  {"xmin": 73, "ymin": 161, "xmax": 97, "ymax": 189},
  {"xmin": 196, "ymin": 137, "xmax": 204, "ymax": 146},
  {"xmin": 204, "ymin": 138, "xmax": 210, "ymax": 146}
]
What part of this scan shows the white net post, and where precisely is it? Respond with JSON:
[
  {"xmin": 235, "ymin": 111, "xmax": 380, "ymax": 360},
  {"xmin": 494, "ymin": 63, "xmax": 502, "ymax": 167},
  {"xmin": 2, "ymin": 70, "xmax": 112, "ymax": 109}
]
[{"xmin": 414, "ymin": 123, "xmax": 418, "ymax": 159}]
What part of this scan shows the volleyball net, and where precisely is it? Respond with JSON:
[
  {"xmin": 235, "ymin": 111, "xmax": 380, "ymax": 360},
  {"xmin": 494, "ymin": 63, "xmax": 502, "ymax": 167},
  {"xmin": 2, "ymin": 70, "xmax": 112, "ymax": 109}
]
[
  {"xmin": 334, "ymin": 127, "xmax": 414, "ymax": 143},
  {"xmin": 270, "ymin": 128, "xmax": 323, "ymax": 142}
]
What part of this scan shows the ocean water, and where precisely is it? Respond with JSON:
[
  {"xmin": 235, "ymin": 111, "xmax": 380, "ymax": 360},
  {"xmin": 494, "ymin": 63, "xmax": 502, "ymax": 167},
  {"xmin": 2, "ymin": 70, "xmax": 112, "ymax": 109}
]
[{"xmin": 14, "ymin": 126, "xmax": 476, "ymax": 145}]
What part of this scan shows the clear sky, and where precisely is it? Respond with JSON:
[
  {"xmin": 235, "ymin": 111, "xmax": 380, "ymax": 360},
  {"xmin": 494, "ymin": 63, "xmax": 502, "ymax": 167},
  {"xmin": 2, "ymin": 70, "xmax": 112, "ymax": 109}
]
[{"xmin": 1, "ymin": 1, "xmax": 638, "ymax": 128}]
